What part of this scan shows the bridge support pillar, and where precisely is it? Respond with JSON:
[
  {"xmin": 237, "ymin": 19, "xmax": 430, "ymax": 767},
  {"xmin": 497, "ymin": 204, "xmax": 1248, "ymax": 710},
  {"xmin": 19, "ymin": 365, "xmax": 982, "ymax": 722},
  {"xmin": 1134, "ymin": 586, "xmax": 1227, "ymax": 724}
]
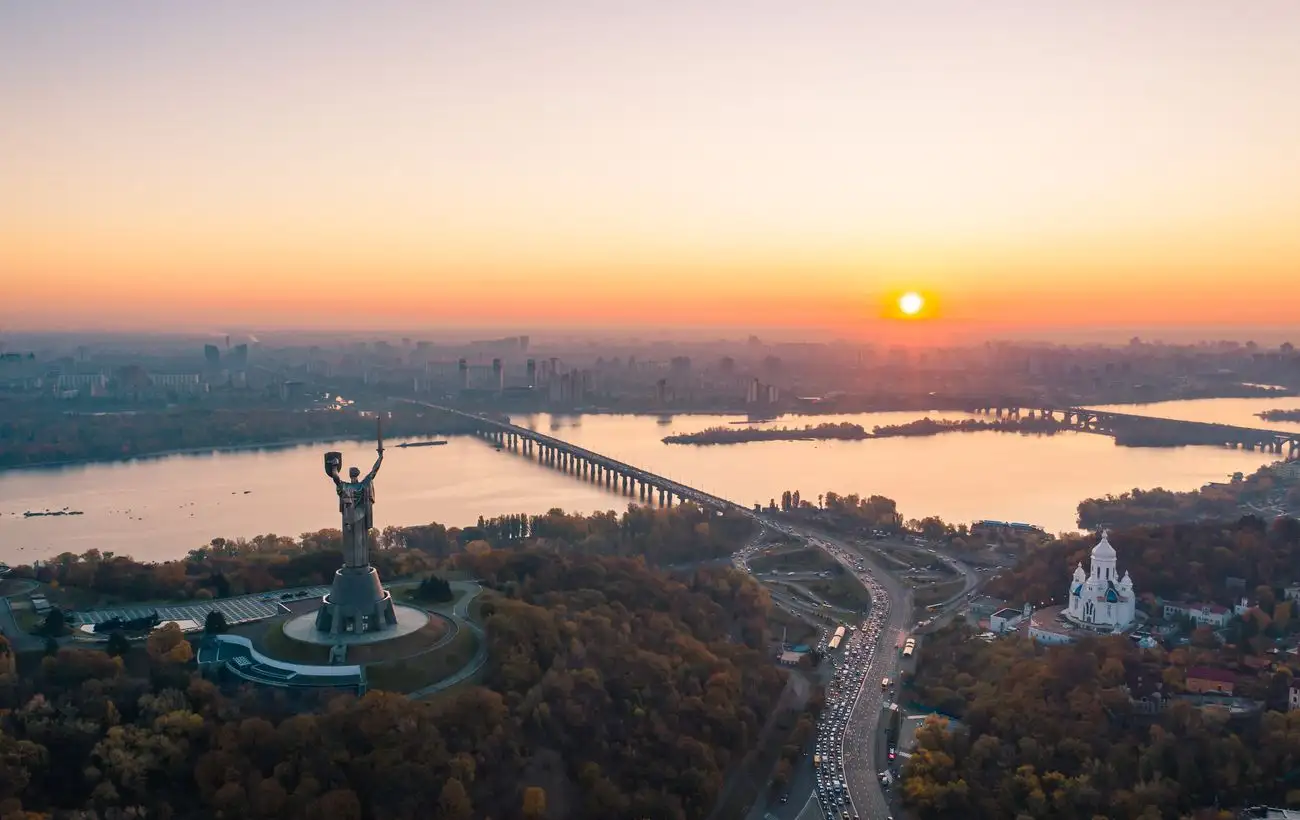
[
  {"xmin": 658, "ymin": 488, "xmax": 666, "ymax": 506},
  {"xmin": 622, "ymin": 475, "xmax": 629, "ymax": 493},
  {"xmin": 665, "ymin": 491, "xmax": 673, "ymax": 507}
]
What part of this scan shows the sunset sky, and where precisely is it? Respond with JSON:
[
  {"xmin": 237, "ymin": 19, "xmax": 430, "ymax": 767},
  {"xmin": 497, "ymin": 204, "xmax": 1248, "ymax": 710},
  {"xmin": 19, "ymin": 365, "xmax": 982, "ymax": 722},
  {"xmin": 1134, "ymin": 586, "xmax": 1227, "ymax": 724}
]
[{"xmin": 3, "ymin": 1, "xmax": 1299, "ymax": 335}]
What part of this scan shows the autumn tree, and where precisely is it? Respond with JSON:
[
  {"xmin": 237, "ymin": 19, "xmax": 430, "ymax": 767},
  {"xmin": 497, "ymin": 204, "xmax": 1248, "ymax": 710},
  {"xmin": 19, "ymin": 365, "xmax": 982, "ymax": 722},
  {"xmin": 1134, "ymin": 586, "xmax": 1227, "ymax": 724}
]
[
  {"xmin": 147, "ymin": 622, "xmax": 193, "ymax": 664},
  {"xmin": 203, "ymin": 609, "xmax": 229, "ymax": 634},
  {"xmin": 437, "ymin": 777, "xmax": 473, "ymax": 820},
  {"xmin": 105, "ymin": 631, "xmax": 131, "ymax": 657},
  {"xmin": 522, "ymin": 786, "xmax": 547, "ymax": 818}
]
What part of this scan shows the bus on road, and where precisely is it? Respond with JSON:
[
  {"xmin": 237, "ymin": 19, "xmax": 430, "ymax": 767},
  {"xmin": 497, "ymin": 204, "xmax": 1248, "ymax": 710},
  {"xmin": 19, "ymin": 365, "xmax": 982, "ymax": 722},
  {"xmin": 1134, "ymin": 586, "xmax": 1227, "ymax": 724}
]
[{"xmin": 885, "ymin": 704, "xmax": 903, "ymax": 759}]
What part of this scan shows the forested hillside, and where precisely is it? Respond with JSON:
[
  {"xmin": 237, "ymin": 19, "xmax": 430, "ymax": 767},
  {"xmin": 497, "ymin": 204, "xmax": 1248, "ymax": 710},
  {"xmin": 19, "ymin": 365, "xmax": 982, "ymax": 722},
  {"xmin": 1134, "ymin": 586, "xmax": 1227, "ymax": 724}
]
[
  {"xmin": 985, "ymin": 516, "xmax": 1300, "ymax": 607},
  {"xmin": 0, "ymin": 509, "xmax": 781, "ymax": 819},
  {"xmin": 13, "ymin": 505, "xmax": 754, "ymax": 603},
  {"xmin": 904, "ymin": 624, "xmax": 1300, "ymax": 820}
]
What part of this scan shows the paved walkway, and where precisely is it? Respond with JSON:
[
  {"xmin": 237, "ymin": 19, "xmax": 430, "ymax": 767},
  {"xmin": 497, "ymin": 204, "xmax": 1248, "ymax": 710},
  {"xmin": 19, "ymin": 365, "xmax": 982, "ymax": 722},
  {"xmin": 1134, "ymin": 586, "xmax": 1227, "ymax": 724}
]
[
  {"xmin": 0, "ymin": 597, "xmax": 44, "ymax": 652},
  {"xmin": 406, "ymin": 581, "xmax": 486, "ymax": 698}
]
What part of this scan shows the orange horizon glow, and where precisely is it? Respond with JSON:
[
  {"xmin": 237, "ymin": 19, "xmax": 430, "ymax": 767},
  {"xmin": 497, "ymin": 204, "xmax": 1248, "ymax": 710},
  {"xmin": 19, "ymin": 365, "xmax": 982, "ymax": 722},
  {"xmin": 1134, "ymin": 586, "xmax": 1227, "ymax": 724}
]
[{"xmin": 3, "ymin": 3, "xmax": 1300, "ymax": 334}]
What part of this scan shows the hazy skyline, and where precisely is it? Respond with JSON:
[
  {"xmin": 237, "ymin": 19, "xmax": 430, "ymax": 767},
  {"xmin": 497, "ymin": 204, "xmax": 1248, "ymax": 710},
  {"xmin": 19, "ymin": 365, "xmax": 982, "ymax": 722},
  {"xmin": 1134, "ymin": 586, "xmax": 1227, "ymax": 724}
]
[{"xmin": 3, "ymin": 1, "xmax": 1299, "ymax": 334}]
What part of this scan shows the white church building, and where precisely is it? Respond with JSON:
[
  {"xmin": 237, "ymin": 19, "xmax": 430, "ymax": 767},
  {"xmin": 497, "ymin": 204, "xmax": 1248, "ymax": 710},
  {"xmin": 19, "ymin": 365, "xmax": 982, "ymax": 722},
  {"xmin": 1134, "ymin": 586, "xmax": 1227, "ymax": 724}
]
[{"xmin": 1064, "ymin": 530, "xmax": 1137, "ymax": 632}]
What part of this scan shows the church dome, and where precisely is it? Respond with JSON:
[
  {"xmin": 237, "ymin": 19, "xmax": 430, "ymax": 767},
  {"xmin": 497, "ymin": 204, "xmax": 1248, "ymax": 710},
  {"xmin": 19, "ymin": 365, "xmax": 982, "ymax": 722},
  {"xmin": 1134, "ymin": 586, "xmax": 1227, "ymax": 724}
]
[{"xmin": 1092, "ymin": 530, "xmax": 1117, "ymax": 561}]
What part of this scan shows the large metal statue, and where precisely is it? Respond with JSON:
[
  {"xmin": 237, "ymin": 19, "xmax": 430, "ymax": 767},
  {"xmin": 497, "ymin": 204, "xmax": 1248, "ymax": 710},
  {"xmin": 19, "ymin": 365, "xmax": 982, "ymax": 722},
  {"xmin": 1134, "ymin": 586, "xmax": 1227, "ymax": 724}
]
[
  {"xmin": 325, "ymin": 430, "xmax": 384, "ymax": 568},
  {"xmin": 315, "ymin": 419, "xmax": 398, "ymax": 636}
]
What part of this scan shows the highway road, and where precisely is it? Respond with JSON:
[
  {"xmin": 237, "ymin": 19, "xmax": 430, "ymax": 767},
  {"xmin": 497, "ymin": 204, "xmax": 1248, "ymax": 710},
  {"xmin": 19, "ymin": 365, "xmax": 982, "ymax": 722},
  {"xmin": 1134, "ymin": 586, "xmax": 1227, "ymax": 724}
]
[
  {"xmin": 733, "ymin": 519, "xmax": 982, "ymax": 819},
  {"xmin": 746, "ymin": 524, "xmax": 914, "ymax": 820},
  {"xmin": 810, "ymin": 532, "xmax": 911, "ymax": 820},
  {"xmin": 838, "ymin": 541, "xmax": 911, "ymax": 820}
]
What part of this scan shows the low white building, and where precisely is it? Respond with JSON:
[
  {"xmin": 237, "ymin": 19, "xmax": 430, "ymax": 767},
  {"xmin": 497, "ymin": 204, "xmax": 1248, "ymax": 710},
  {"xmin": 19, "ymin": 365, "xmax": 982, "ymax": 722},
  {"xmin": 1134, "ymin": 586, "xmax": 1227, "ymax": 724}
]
[
  {"xmin": 1162, "ymin": 601, "xmax": 1232, "ymax": 628},
  {"xmin": 990, "ymin": 603, "xmax": 1031, "ymax": 634}
]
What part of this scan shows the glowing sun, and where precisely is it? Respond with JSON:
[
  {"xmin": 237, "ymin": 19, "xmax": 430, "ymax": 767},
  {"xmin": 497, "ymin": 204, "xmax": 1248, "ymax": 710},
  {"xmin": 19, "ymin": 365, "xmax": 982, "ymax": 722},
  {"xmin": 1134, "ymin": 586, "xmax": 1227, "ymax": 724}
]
[{"xmin": 898, "ymin": 292, "xmax": 925, "ymax": 316}]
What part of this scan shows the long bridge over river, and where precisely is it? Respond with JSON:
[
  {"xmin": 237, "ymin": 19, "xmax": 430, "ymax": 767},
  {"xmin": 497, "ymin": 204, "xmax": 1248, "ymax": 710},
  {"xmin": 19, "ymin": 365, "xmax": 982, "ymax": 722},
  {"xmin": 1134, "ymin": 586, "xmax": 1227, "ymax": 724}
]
[
  {"xmin": 399, "ymin": 400, "xmax": 750, "ymax": 511},
  {"xmin": 402, "ymin": 400, "xmax": 1299, "ymax": 510},
  {"xmin": 968, "ymin": 401, "xmax": 1300, "ymax": 458}
]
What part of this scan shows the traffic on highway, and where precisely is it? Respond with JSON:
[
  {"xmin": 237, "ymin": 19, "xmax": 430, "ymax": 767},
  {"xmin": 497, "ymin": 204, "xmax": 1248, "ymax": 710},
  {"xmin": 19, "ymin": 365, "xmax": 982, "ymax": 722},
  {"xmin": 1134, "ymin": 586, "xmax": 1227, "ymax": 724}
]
[
  {"xmin": 811, "ymin": 607, "xmax": 882, "ymax": 820},
  {"xmin": 737, "ymin": 524, "xmax": 911, "ymax": 820}
]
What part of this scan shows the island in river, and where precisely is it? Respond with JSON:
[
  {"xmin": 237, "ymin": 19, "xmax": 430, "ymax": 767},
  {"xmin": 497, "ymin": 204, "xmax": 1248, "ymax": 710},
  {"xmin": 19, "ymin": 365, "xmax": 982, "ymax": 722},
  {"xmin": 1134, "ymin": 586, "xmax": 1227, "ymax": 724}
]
[
  {"xmin": 1258, "ymin": 409, "xmax": 1300, "ymax": 422},
  {"xmin": 663, "ymin": 416, "xmax": 1066, "ymax": 445}
]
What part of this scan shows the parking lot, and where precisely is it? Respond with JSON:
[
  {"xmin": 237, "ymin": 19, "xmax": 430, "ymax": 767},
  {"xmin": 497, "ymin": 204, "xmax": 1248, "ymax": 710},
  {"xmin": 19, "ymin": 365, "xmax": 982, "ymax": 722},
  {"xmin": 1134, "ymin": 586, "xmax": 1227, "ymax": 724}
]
[{"xmin": 70, "ymin": 586, "xmax": 331, "ymax": 628}]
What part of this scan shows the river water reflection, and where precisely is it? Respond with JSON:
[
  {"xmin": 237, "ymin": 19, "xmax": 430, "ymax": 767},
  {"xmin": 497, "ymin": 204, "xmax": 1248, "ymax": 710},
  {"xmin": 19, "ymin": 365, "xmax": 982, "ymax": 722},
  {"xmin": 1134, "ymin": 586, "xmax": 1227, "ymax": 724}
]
[{"xmin": 0, "ymin": 398, "xmax": 1293, "ymax": 563}]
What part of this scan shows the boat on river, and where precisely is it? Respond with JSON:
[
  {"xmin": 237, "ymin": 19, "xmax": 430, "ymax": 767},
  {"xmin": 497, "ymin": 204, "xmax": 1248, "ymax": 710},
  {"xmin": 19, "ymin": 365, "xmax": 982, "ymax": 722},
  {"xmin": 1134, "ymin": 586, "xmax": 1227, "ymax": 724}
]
[{"xmin": 396, "ymin": 440, "xmax": 447, "ymax": 448}]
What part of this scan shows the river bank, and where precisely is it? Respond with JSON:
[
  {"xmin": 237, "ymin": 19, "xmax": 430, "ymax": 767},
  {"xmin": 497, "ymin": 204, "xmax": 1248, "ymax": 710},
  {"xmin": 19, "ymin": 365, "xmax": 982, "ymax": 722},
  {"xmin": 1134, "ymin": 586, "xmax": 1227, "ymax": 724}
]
[
  {"xmin": 2, "ymin": 434, "xmax": 388, "ymax": 472},
  {"xmin": 663, "ymin": 417, "xmax": 1066, "ymax": 445}
]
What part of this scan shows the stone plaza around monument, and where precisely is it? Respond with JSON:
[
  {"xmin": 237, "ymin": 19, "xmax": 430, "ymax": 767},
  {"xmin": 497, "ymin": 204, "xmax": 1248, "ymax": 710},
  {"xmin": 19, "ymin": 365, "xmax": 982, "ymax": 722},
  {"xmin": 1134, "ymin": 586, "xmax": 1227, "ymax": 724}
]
[{"xmin": 285, "ymin": 601, "xmax": 431, "ymax": 647}]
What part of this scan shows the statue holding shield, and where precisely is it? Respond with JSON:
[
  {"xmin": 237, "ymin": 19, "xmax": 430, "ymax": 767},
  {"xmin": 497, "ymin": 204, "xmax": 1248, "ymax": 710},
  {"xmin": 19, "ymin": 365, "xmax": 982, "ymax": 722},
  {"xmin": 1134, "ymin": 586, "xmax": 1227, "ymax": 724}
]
[
  {"xmin": 324, "ymin": 425, "xmax": 384, "ymax": 568},
  {"xmin": 315, "ymin": 419, "xmax": 398, "ymax": 635}
]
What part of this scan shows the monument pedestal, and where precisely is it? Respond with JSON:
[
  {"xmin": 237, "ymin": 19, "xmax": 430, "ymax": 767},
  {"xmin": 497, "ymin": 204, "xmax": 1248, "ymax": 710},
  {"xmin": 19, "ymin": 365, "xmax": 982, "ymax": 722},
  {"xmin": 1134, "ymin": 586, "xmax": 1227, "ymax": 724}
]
[{"xmin": 315, "ymin": 566, "xmax": 398, "ymax": 635}]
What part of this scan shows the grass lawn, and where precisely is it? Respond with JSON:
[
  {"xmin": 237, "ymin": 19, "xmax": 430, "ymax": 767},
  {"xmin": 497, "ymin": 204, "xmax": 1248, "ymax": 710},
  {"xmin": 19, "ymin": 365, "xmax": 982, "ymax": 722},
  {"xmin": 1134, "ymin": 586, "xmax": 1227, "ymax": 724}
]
[
  {"xmin": 914, "ymin": 577, "xmax": 966, "ymax": 607},
  {"xmin": 257, "ymin": 612, "xmax": 453, "ymax": 666},
  {"xmin": 0, "ymin": 579, "xmax": 36, "ymax": 598},
  {"xmin": 258, "ymin": 621, "xmax": 332, "ymax": 664},
  {"xmin": 399, "ymin": 586, "xmax": 466, "ymax": 611},
  {"xmin": 799, "ymin": 574, "xmax": 872, "ymax": 613},
  {"xmin": 366, "ymin": 624, "xmax": 479, "ymax": 694},
  {"xmin": 768, "ymin": 606, "xmax": 818, "ymax": 646},
  {"xmin": 748, "ymin": 546, "xmax": 839, "ymax": 575}
]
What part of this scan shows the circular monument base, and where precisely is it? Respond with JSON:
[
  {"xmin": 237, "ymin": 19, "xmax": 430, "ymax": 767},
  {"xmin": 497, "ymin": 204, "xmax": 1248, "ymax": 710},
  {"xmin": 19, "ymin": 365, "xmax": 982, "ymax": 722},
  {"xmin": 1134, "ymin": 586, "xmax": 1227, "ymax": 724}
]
[{"xmin": 283, "ymin": 603, "xmax": 431, "ymax": 647}]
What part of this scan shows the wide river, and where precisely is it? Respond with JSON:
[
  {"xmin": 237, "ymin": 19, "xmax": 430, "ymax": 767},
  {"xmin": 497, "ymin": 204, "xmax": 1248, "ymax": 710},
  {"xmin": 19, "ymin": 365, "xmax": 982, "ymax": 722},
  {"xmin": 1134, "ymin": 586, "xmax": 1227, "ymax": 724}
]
[{"xmin": 2, "ymin": 397, "xmax": 1297, "ymax": 564}]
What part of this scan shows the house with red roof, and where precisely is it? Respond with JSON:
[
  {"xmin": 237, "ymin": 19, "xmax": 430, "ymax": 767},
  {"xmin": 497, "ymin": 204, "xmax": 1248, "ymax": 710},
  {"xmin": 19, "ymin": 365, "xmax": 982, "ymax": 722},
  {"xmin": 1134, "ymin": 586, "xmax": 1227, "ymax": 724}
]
[{"xmin": 1185, "ymin": 666, "xmax": 1236, "ymax": 695}]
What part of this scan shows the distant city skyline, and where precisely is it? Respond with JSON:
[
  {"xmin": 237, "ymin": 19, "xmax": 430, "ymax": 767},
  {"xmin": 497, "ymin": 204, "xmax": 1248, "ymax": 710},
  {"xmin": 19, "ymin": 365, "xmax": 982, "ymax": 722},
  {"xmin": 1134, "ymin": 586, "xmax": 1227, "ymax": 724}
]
[{"xmin": 3, "ymin": 1, "xmax": 1299, "ymax": 333}]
